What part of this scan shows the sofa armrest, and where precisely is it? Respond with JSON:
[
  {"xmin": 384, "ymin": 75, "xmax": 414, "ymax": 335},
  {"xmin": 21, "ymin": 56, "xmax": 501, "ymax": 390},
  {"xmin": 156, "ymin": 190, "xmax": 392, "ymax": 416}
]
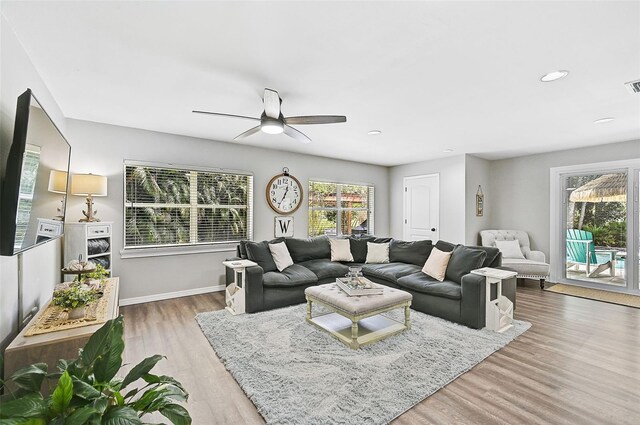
[
  {"xmin": 526, "ymin": 250, "xmax": 546, "ymax": 263},
  {"xmin": 244, "ymin": 265, "xmax": 265, "ymax": 313},
  {"xmin": 460, "ymin": 273, "xmax": 486, "ymax": 329}
]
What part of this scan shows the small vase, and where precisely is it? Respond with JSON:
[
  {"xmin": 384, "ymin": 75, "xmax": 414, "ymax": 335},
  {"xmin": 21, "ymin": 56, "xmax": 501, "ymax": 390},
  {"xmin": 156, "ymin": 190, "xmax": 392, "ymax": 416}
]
[{"xmin": 68, "ymin": 306, "xmax": 86, "ymax": 320}]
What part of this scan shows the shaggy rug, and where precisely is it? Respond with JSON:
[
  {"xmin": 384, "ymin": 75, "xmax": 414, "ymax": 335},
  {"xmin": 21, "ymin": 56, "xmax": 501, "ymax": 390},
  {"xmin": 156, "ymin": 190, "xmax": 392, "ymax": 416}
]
[{"xmin": 196, "ymin": 305, "xmax": 530, "ymax": 425}]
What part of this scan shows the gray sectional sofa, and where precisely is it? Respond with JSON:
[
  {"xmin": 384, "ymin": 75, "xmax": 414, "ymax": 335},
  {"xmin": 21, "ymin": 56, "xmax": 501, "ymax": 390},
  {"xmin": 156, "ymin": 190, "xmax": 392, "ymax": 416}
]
[{"xmin": 226, "ymin": 235, "xmax": 516, "ymax": 329}]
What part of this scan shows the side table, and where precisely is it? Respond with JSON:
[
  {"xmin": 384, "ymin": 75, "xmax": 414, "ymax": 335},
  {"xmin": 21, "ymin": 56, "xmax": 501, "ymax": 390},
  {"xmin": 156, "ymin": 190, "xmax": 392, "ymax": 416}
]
[
  {"xmin": 471, "ymin": 267, "xmax": 517, "ymax": 332},
  {"xmin": 222, "ymin": 260, "xmax": 257, "ymax": 315},
  {"xmin": 4, "ymin": 277, "xmax": 120, "ymax": 389}
]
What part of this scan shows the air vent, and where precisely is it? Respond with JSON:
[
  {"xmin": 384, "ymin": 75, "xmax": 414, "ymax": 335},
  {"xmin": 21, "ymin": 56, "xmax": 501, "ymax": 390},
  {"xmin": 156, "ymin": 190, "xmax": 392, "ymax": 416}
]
[{"xmin": 624, "ymin": 79, "xmax": 640, "ymax": 94}]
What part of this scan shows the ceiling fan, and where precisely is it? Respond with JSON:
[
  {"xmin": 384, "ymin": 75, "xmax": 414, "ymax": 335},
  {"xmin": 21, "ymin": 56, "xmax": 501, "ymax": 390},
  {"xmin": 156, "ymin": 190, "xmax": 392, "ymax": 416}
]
[{"xmin": 193, "ymin": 88, "xmax": 346, "ymax": 144}]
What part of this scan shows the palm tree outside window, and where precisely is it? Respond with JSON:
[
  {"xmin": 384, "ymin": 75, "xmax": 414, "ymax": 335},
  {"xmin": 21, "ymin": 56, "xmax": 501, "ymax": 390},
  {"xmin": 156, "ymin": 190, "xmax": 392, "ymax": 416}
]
[{"xmin": 123, "ymin": 162, "xmax": 253, "ymax": 249}]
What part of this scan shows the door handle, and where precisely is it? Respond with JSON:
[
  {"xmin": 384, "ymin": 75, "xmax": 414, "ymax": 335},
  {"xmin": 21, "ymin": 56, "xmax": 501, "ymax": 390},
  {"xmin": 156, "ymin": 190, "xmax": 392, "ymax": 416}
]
[{"xmin": 431, "ymin": 228, "xmax": 436, "ymax": 232}]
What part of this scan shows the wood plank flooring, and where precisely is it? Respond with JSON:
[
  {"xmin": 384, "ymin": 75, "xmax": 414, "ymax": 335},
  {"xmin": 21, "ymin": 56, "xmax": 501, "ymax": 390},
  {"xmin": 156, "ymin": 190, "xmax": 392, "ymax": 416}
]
[{"xmin": 120, "ymin": 282, "xmax": 640, "ymax": 425}]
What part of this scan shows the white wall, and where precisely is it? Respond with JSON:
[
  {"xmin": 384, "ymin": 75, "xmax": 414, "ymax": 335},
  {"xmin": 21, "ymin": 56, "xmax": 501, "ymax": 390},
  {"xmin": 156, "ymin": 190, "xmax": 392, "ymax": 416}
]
[
  {"xmin": 0, "ymin": 14, "xmax": 66, "ymax": 347},
  {"xmin": 64, "ymin": 119, "xmax": 390, "ymax": 302},
  {"xmin": 465, "ymin": 155, "xmax": 492, "ymax": 245},
  {"xmin": 490, "ymin": 139, "xmax": 640, "ymax": 257},
  {"xmin": 389, "ymin": 155, "xmax": 466, "ymax": 243}
]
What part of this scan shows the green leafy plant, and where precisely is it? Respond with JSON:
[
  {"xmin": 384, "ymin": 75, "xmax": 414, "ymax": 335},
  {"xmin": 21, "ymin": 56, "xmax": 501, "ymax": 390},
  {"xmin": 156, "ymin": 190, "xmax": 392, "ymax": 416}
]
[
  {"xmin": 52, "ymin": 284, "xmax": 98, "ymax": 310},
  {"xmin": 82, "ymin": 264, "xmax": 110, "ymax": 283},
  {"xmin": 0, "ymin": 316, "xmax": 191, "ymax": 424}
]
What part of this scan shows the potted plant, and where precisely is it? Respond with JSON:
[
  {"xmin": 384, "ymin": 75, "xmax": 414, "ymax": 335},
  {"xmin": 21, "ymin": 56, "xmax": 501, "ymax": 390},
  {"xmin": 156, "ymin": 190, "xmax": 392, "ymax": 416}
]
[
  {"xmin": 52, "ymin": 283, "xmax": 99, "ymax": 319},
  {"xmin": 0, "ymin": 316, "xmax": 192, "ymax": 424},
  {"xmin": 82, "ymin": 263, "xmax": 110, "ymax": 287}
]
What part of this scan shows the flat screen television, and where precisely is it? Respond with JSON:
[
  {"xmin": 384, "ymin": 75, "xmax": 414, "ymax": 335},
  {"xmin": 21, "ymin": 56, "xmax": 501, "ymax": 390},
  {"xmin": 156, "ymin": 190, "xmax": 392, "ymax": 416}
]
[{"xmin": 1, "ymin": 89, "xmax": 72, "ymax": 256}]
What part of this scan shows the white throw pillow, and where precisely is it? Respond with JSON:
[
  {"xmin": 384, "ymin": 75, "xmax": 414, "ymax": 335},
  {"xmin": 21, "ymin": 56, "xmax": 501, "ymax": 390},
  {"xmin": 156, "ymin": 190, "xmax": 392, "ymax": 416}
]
[
  {"xmin": 330, "ymin": 238, "xmax": 354, "ymax": 262},
  {"xmin": 366, "ymin": 242, "xmax": 389, "ymax": 264},
  {"xmin": 268, "ymin": 241, "xmax": 294, "ymax": 272},
  {"xmin": 495, "ymin": 240, "xmax": 525, "ymax": 259},
  {"xmin": 422, "ymin": 247, "xmax": 453, "ymax": 282}
]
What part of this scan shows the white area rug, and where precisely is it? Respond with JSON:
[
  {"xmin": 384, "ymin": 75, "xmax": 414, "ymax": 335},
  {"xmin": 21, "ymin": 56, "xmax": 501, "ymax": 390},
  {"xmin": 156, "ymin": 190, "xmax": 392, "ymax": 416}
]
[{"xmin": 196, "ymin": 304, "xmax": 530, "ymax": 425}]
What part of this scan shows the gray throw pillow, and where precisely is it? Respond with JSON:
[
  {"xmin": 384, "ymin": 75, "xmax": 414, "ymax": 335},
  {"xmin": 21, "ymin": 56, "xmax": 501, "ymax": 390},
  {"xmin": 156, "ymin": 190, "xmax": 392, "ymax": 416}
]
[
  {"xmin": 349, "ymin": 235, "xmax": 392, "ymax": 263},
  {"xmin": 445, "ymin": 245, "xmax": 487, "ymax": 284},
  {"xmin": 245, "ymin": 238, "xmax": 285, "ymax": 272},
  {"xmin": 389, "ymin": 239, "xmax": 433, "ymax": 266}
]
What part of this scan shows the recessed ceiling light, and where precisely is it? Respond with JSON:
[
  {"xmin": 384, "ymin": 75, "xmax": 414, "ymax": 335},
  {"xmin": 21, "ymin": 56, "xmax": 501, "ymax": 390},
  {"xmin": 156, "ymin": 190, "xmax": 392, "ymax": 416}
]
[
  {"xmin": 367, "ymin": 130, "xmax": 382, "ymax": 135},
  {"xmin": 443, "ymin": 149, "xmax": 454, "ymax": 153},
  {"xmin": 540, "ymin": 70, "xmax": 569, "ymax": 82},
  {"xmin": 593, "ymin": 117, "xmax": 615, "ymax": 124}
]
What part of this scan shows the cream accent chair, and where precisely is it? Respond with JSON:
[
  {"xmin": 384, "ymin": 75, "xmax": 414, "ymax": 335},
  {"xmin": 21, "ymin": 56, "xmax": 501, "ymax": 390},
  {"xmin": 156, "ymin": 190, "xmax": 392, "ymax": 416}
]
[{"xmin": 480, "ymin": 230, "xmax": 550, "ymax": 289}]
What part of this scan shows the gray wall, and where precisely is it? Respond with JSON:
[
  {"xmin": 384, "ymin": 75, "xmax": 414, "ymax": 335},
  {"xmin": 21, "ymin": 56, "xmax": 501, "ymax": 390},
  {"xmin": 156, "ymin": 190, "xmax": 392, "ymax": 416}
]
[
  {"xmin": 489, "ymin": 139, "xmax": 640, "ymax": 257},
  {"xmin": 65, "ymin": 119, "xmax": 390, "ymax": 301},
  {"xmin": 0, "ymin": 15, "xmax": 66, "ymax": 348},
  {"xmin": 389, "ymin": 155, "xmax": 466, "ymax": 243},
  {"xmin": 465, "ymin": 155, "xmax": 491, "ymax": 246}
]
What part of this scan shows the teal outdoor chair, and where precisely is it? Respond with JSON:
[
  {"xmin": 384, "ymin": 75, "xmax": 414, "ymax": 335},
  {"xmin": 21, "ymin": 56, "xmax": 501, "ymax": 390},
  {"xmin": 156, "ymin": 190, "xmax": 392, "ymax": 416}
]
[{"xmin": 566, "ymin": 229, "xmax": 617, "ymax": 277}]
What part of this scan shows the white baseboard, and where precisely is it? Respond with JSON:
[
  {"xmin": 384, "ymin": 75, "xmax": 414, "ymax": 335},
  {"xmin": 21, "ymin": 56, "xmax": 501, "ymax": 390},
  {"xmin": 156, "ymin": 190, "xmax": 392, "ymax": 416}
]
[{"xmin": 119, "ymin": 284, "xmax": 225, "ymax": 306}]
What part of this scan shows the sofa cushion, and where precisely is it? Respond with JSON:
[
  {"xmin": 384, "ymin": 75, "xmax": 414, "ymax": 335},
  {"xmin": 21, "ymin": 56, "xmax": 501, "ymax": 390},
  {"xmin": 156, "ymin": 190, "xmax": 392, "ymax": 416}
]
[
  {"xmin": 262, "ymin": 264, "xmax": 319, "ymax": 288},
  {"xmin": 366, "ymin": 242, "xmax": 390, "ymax": 264},
  {"xmin": 238, "ymin": 240, "xmax": 248, "ymax": 259},
  {"xmin": 422, "ymin": 247, "xmax": 452, "ymax": 281},
  {"xmin": 349, "ymin": 235, "xmax": 392, "ymax": 263},
  {"xmin": 330, "ymin": 238, "xmax": 354, "ymax": 262},
  {"xmin": 396, "ymin": 272, "xmax": 462, "ymax": 300},
  {"xmin": 389, "ymin": 239, "xmax": 433, "ymax": 266},
  {"xmin": 245, "ymin": 238, "xmax": 285, "ymax": 272},
  {"xmin": 269, "ymin": 241, "xmax": 294, "ymax": 271},
  {"xmin": 285, "ymin": 236, "xmax": 331, "ymax": 262},
  {"xmin": 362, "ymin": 262, "xmax": 421, "ymax": 283},
  {"xmin": 502, "ymin": 258, "xmax": 550, "ymax": 276},
  {"xmin": 298, "ymin": 259, "xmax": 350, "ymax": 281},
  {"xmin": 445, "ymin": 245, "xmax": 487, "ymax": 284},
  {"xmin": 466, "ymin": 245, "xmax": 502, "ymax": 268}
]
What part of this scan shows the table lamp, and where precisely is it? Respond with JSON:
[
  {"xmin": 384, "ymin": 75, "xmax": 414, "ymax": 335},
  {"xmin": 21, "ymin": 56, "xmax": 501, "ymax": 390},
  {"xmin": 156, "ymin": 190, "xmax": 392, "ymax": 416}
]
[
  {"xmin": 71, "ymin": 173, "xmax": 107, "ymax": 222},
  {"xmin": 48, "ymin": 170, "xmax": 68, "ymax": 220}
]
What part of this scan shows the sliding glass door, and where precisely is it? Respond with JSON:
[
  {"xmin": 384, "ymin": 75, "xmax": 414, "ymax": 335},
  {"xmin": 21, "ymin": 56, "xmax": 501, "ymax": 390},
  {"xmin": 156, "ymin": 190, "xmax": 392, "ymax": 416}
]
[{"xmin": 563, "ymin": 171, "xmax": 628, "ymax": 288}]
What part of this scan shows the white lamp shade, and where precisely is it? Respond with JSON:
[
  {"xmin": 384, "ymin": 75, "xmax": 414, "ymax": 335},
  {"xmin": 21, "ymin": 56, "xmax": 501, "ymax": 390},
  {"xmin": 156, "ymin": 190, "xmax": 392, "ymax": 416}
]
[
  {"xmin": 48, "ymin": 170, "xmax": 68, "ymax": 194},
  {"xmin": 71, "ymin": 173, "xmax": 107, "ymax": 196}
]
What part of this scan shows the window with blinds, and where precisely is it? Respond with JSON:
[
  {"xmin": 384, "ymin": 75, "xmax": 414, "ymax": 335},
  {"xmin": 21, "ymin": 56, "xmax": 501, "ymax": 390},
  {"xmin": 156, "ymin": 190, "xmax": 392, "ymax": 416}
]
[
  {"xmin": 308, "ymin": 181, "xmax": 374, "ymax": 237},
  {"xmin": 14, "ymin": 145, "xmax": 41, "ymax": 249},
  {"xmin": 123, "ymin": 162, "xmax": 253, "ymax": 249}
]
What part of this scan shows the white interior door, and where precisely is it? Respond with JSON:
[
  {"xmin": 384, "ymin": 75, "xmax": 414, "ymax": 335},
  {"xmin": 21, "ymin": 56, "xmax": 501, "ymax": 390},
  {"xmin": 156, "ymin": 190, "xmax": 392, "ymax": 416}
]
[{"xmin": 403, "ymin": 174, "xmax": 439, "ymax": 241}]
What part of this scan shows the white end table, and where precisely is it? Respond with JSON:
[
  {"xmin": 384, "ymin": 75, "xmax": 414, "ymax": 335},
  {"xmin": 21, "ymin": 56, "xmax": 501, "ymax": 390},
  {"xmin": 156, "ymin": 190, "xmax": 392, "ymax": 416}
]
[
  {"xmin": 471, "ymin": 267, "xmax": 517, "ymax": 333},
  {"xmin": 222, "ymin": 260, "xmax": 257, "ymax": 315}
]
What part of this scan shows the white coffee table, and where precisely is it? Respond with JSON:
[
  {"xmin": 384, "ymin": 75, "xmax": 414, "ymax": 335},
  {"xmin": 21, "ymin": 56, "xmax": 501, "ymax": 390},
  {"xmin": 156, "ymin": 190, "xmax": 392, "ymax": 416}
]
[{"xmin": 305, "ymin": 283, "xmax": 412, "ymax": 349}]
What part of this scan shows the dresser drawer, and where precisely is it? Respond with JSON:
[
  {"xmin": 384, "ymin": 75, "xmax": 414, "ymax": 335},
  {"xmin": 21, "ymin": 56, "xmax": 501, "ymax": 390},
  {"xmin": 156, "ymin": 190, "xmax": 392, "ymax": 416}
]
[
  {"xmin": 87, "ymin": 224, "xmax": 111, "ymax": 237},
  {"xmin": 38, "ymin": 220, "xmax": 63, "ymax": 236}
]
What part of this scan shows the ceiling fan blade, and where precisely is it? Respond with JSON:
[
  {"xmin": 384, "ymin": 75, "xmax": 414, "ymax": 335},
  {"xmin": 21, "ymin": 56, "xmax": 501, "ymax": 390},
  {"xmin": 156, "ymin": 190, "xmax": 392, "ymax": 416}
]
[
  {"xmin": 284, "ymin": 115, "xmax": 347, "ymax": 125},
  {"xmin": 193, "ymin": 110, "xmax": 260, "ymax": 122},
  {"xmin": 283, "ymin": 125, "xmax": 312, "ymax": 144},
  {"xmin": 263, "ymin": 88, "xmax": 281, "ymax": 119},
  {"xmin": 233, "ymin": 125, "xmax": 262, "ymax": 140}
]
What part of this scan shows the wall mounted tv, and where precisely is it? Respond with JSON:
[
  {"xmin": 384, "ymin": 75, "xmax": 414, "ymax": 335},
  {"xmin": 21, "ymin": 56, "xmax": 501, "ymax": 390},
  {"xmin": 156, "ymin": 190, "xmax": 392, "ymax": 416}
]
[{"xmin": 1, "ymin": 89, "xmax": 72, "ymax": 256}]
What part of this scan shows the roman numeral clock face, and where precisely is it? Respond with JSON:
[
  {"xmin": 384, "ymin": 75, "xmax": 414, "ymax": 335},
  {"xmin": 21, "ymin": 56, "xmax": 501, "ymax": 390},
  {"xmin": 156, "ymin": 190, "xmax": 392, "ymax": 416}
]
[{"xmin": 266, "ymin": 173, "xmax": 303, "ymax": 214}]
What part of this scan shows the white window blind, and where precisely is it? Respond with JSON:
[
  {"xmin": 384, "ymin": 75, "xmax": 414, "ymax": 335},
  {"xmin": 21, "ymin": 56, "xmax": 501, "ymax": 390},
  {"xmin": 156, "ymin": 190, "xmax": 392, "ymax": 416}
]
[
  {"xmin": 123, "ymin": 163, "xmax": 253, "ymax": 249},
  {"xmin": 15, "ymin": 145, "xmax": 41, "ymax": 249},
  {"xmin": 308, "ymin": 181, "xmax": 374, "ymax": 237}
]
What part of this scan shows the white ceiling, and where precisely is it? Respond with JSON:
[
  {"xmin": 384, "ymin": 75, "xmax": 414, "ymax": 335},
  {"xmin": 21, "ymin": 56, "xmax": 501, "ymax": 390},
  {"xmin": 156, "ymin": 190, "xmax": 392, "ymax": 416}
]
[{"xmin": 2, "ymin": 1, "xmax": 639, "ymax": 166}]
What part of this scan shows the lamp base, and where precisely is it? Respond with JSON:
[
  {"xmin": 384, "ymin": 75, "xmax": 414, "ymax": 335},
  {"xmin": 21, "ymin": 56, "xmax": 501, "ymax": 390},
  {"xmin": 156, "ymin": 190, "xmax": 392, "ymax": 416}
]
[{"xmin": 78, "ymin": 195, "xmax": 101, "ymax": 222}]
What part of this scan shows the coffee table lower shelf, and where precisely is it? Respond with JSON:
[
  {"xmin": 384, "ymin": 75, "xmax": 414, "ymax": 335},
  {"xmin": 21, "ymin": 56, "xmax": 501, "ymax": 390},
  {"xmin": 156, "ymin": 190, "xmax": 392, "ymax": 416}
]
[{"xmin": 305, "ymin": 295, "xmax": 411, "ymax": 349}]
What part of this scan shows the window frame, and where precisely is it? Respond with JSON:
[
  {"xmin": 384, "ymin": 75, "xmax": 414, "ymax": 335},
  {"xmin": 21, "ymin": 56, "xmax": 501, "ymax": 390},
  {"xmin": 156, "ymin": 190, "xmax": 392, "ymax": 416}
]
[
  {"xmin": 121, "ymin": 160, "xmax": 253, "ymax": 258},
  {"xmin": 308, "ymin": 180, "xmax": 375, "ymax": 237}
]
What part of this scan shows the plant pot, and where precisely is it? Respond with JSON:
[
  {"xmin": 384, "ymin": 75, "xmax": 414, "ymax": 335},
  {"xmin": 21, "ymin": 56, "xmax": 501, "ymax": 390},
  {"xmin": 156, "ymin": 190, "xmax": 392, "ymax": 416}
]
[{"xmin": 68, "ymin": 306, "xmax": 86, "ymax": 320}]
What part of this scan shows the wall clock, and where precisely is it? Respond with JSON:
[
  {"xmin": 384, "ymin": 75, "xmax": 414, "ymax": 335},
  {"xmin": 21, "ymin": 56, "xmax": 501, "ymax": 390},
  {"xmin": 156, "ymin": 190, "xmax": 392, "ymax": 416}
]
[{"xmin": 266, "ymin": 168, "xmax": 303, "ymax": 214}]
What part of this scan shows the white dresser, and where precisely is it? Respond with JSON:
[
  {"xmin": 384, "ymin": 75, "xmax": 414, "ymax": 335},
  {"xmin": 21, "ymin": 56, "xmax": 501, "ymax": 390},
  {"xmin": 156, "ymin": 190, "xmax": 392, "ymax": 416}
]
[{"xmin": 63, "ymin": 222, "xmax": 113, "ymax": 279}]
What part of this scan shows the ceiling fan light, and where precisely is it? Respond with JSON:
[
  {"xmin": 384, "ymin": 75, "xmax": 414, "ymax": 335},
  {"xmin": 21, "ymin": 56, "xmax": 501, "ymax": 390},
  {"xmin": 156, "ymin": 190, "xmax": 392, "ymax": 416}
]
[{"xmin": 261, "ymin": 120, "xmax": 284, "ymax": 134}]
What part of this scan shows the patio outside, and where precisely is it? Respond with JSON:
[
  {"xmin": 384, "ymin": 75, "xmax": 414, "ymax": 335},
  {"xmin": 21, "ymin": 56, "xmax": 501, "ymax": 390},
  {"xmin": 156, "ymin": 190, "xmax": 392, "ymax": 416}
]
[{"xmin": 565, "ymin": 173, "xmax": 627, "ymax": 286}]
